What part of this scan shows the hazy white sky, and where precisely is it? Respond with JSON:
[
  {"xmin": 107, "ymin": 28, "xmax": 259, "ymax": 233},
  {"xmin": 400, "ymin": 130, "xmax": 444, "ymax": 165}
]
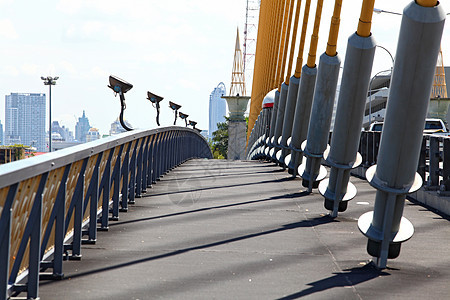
[{"xmin": 0, "ymin": 0, "xmax": 449, "ymax": 135}]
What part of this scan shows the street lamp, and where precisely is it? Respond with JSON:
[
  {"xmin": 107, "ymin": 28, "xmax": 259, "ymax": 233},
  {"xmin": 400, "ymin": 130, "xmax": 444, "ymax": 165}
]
[
  {"xmin": 147, "ymin": 91, "xmax": 164, "ymax": 126},
  {"xmin": 375, "ymin": 7, "xmax": 450, "ymax": 16},
  {"xmin": 168, "ymin": 101, "xmax": 181, "ymax": 125},
  {"xmin": 376, "ymin": 45, "xmax": 394, "ymax": 66},
  {"xmin": 179, "ymin": 112, "xmax": 189, "ymax": 127},
  {"xmin": 368, "ymin": 69, "xmax": 391, "ymax": 126},
  {"xmin": 108, "ymin": 75, "xmax": 133, "ymax": 131},
  {"xmin": 373, "ymin": 8, "xmax": 402, "ymax": 16},
  {"xmin": 41, "ymin": 76, "xmax": 59, "ymax": 152},
  {"xmin": 188, "ymin": 120, "xmax": 197, "ymax": 129}
]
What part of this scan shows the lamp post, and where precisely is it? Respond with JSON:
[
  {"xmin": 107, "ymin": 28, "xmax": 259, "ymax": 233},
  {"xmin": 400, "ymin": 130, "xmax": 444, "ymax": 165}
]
[
  {"xmin": 179, "ymin": 112, "xmax": 189, "ymax": 127},
  {"xmin": 169, "ymin": 101, "xmax": 181, "ymax": 125},
  {"xmin": 370, "ymin": 8, "xmax": 398, "ymax": 127},
  {"xmin": 369, "ymin": 68, "xmax": 393, "ymax": 126},
  {"xmin": 188, "ymin": 120, "xmax": 197, "ymax": 129},
  {"xmin": 373, "ymin": 8, "xmax": 402, "ymax": 16},
  {"xmin": 108, "ymin": 75, "xmax": 134, "ymax": 131},
  {"xmin": 41, "ymin": 76, "xmax": 58, "ymax": 152},
  {"xmin": 147, "ymin": 91, "xmax": 164, "ymax": 126}
]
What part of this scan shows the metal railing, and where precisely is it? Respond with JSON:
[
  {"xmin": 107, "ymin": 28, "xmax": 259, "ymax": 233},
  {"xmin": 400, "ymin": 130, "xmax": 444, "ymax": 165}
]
[
  {"xmin": 248, "ymin": 129, "xmax": 450, "ymax": 193},
  {"xmin": 0, "ymin": 126, "xmax": 212, "ymax": 299},
  {"xmin": 358, "ymin": 132, "xmax": 450, "ymax": 192}
]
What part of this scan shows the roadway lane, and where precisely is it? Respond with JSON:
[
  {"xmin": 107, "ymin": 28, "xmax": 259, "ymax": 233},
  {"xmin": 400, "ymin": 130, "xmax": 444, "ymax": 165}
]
[{"xmin": 38, "ymin": 159, "xmax": 450, "ymax": 299}]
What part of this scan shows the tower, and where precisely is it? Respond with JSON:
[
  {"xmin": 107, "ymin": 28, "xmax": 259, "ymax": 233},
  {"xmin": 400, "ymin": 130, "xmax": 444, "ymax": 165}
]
[
  {"xmin": 229, "ymin": 28, "xmax": 247, "ymax": 97},
  {"xmin": 243, "ymin": 0, "xmax": 260, "ymax": 91},
  {"xmin": 431, "ymin": 47, "xmax": 447, "ymax": 98},
  {"xmin": 222, "ymin": 28, "xmax": 251, "ymax": 160}
]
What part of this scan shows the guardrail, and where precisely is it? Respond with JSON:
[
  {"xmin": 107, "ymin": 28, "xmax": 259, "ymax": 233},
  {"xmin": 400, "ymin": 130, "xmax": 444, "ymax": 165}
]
[
  {"xmin": 358, "ymin": 132, "xmax": 450, "ymax": 192},
  {"xmin": 248, "ymin": 130, "xmax": 450, "ymax": 193},
  {"xmin": 0, "ymin": 126, "xmax": 212, "ymax": 299}
]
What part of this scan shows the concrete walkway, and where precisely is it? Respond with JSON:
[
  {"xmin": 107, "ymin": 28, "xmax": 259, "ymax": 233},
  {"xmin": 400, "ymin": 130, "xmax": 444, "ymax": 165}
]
[{"xmin": 38, "ymin": 159, "xmax": 450, "ymax": 299}]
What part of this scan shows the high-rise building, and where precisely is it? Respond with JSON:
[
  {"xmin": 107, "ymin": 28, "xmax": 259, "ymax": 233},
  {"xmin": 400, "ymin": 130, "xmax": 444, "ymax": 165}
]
[
  {"xmin": 52, "ymin": 121, "xmax": 74, "ymax": 142},
  {"xmin": 75, "ymin": 110, "xmax": 91, "ymax": 143},
  {"xmin": 86, "ymin": 128, "xmax": 100, "ymax": 142},
  {"xmin": 208, "ymin": 82, "xmax": 227, "ymax": 138},
  {"xmin": 0, "ymin": 120, "xmax": 3, "ymax": 145},
  {"xmin": 109, "ymin": 118, "xmax": 132, "ymax": 135},
  {"xmin": 4, "ymin": 93, "xmax": 46, "ymax": 151}
]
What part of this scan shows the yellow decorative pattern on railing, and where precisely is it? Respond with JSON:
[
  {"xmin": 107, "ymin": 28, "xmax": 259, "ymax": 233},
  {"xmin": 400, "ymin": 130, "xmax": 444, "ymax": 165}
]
[{"xmin": 10, "ymin": 175, "xmax": 42, "ymax": 274}]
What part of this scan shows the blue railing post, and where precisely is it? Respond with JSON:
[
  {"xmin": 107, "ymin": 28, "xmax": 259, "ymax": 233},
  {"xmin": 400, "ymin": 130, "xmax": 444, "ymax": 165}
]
[
  {"xmin": 70, "ymin": 158, "xmax": 88, "ymax": 260},
  {"xmin": 0, "ymin": 184, "xmax": 17, "ymax": 300},
  {"xmin": 111, "ymin": 144, "xmax": 124, "ymax": 220},
  {"xmin": 100, "ymin": 150, "xmax": 114, "ymax": 230},
  {"xmin": 40, "ymin": 165, "xmax": 71, "ymax": 279},
  {"xmin": 136, "ymin": 137, "xmax": 146, "ymax": 197},
  {"xmin": 128, "ymin": 140, "xmax": 138, "ymax": 204},
  {"xmin": 120, "ymin": 143, "xmax": 131, "ymax": 212}
]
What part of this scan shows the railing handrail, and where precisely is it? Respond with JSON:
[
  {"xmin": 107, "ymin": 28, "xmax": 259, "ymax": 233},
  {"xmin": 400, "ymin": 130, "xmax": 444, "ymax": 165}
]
[{"xmin": 0, "ymin": 126, "xmax": 205, "ymax": 190}]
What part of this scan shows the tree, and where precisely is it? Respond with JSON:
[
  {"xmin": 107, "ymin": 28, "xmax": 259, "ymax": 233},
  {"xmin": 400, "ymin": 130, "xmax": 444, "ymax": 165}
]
[{"xmin": 211, "ymin": 121, "xmax": 228, "ymax": 159}]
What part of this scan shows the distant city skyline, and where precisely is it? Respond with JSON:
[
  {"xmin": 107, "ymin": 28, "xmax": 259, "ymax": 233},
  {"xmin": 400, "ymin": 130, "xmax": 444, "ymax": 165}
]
[{"xmin": 0, "ymin": 1, "xmax": 449, "ymax": 135}]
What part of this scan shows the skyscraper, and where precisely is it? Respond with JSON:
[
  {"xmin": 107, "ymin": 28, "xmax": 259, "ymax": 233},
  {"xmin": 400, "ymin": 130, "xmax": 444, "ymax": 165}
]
[
  {"xmin": 4, "ymin": 93, "xmax": 46, "ymax": 151},
  {"xmin": 75, "ymin": 110, "xmax": 91, "ymax": 143},
  {"xmin": 0, "ymin": 120, "xmax": 3, "ymax": 145},
  {"xmin": 208, "ymin": 82, "xmax": 227, "ymax": 138},
  {"xmin": 109, "ymin": 118, "xmax": 132, "ymax": 135},
  {"xmin": 52, "ymin": 121, "xmax": 74, "ymax": 142}
]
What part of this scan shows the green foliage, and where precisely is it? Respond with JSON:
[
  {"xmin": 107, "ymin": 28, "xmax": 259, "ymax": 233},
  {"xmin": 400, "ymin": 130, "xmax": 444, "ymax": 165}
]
[{"xmin": 210, "ymin": 121, "xmax": 228, "ymax": 159}]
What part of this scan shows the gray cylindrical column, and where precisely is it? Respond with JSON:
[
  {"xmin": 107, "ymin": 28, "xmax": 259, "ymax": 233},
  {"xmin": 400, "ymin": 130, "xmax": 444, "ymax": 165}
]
[
  {"xmin": 299, "ymin": 53, "xmax": 341, "ymax": 192},
  {"xmin": 272, "ymin": 83, "xmax": 289, "ymax": 163},
  {"xmin": 319, "ymin": 33, "xmax": 376, "ymax": 217},
  {"xmin": 279, "ymin": 76, "xmax": 300, "ymax": 168},
  {"xmin": 263, "ymin": 89, "xmax": 280, "ymax": 160},
  {"xmin": 358, "ymin": 1, "xmax": 445, "ymax": 269},
  {"xmin": 267, "ymin": 91, "xmax": 280, "ymax": 159},
  {"xmin": 289, "ymin": 65, "xmax": 317, "ymax": 175}
]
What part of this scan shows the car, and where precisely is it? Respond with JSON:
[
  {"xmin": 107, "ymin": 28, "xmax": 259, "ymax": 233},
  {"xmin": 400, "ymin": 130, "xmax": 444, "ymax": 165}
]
[
  {"xmin": 368, "ymin": 121, "xmax": 383, "ymax": 132},
  {"xmin": 423, "ymin": 118, "xmax": 448, "ymax": 134},
  {"xmin": 367, "ymin": 118, "xmax": 448, "ymax": 134}
]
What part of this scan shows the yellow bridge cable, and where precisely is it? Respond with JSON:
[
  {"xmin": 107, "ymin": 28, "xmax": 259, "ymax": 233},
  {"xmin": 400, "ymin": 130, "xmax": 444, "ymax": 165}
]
[
  {"xmin": 294, "ymin": 0, "xmax": 312, "ymax": 78},
  {"xmin": 325, "ymin": 0, "xmax": 343, "ymax": 57},
  {"xmin": 278, "ymin": 0, "xmax": 296, "ymax": 89},
  {"xmin": 306, "ymin": 0, "xmax": 324, "ymax": 68},
  {"xmin": 357, "ymin": 0, "xmax": 375, "ymax": 37},
  {"xmin": 285, "ymin": 0, "xmax": 303, "ymax": 85},
  {"xmin": 269, "ymin": 0, "xmax": 283, "ymax": 91},
  {"xmin": 247, "ymin": 0, "xmax": 283, "ymax": 143},
  {"xmin": 257, "ymin": 0, "xmax": 270, "ymax": 97},
  {"xmin": 271, "ymin": 0, "xmax": 286, "ymax": 90},
  {"xmin": 275, "ymin": 0, "xmax": 291, "ymax": 90},
  {"xmin": 247, "ymin": 0, "xmax": 270, "ymax": 143},
  {"xmin": 416, "ymin": 0, "xmax": 438, "ymax": 7}
]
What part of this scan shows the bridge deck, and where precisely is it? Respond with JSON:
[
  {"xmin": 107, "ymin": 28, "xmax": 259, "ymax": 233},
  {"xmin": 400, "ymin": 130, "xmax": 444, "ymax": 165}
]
[{"xmin": 38, "ymin": 159, "xmax": 450, "ymax": 299}]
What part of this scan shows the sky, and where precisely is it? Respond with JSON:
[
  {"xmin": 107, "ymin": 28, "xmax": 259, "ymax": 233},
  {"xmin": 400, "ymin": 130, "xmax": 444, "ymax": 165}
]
[{"xmin": 0, "ymin": 0, "xmax": 449, "ymax": 136}]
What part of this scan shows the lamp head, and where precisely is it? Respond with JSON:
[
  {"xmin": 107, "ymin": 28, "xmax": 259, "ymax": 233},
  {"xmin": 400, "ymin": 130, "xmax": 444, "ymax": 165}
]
[
  {"xmin": 108, "ymin": 75, "xmax": 133, "ymax": 94},
  {"xmin": 147, "ymin": 91, "xmax": 164, "ymax": 104},
  {"xmin": 169, "ymin": 101, "xmax": 181, "ymax": 111},
  {"xmin": 41, "ymin": 76, "xmax": 59, "ymax": 85},
  {"xmin": 179, "ymin": 112, "xmax": 189, "ymax": 119}
]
